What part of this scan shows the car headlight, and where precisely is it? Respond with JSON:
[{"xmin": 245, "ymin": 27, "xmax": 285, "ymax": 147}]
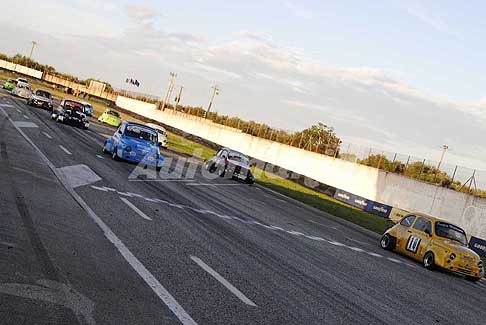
[
  {"xmin": 153, "ymin": 153, "xmax": 159, "ymax": 159},
  {"xmin": 124, "ymin": 146, "xmax": 132, "ymax": 152},
  {"xmin": 450, "ymin": 253, "xmax": 456, "ymax": 260},
  {"xmin": 479, "ymin": 261, "xmax": 483, "ymax": 268}
]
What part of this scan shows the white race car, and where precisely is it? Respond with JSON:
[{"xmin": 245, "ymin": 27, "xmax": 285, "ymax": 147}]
[
  {"xmin": 146, "ymin": 123, "xmax": 168, "ymax": 149},
  {"xmin": 11, "ymin": 82, "xmax": 32, "ymax": 99}
]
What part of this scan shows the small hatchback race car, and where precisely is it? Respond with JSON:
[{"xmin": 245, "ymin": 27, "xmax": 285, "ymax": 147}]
[
  {"xmin": 27, "ymin": 89, "xmax": 53, "ymax": 110},
  {"xmin": 146, "ymin": 123, "xmax": 168, "ymax": 149},
  {"xmin": 98, "ymin": 108, "xmax": 121, "ymax": 127},
  {"xmin": 3, "ymin": 79, "xmax": 18, "ymax": 91},
  {"xmin": 51, "ymin": 99, "xmax": 90, "ymax": 129},
  {"xmin": 11, "ymin": 82, "xmax": 32, "ymax": 99},
  {"xmin": 205, "ymin": 148, "xmax": 255, "ymax": 184},
  {"xmin": 381, "ymin": 213, "xmax": 484, "ymax": 282},
  {"xmin": 82, "ymin": 102, "xmax": 94, "ymax": 117},
  {"xmin": 103, "ymin": 121, "xmax": 164, "ymax": 171}
]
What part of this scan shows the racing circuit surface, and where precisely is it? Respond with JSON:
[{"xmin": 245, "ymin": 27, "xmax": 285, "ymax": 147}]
[{"xmin": 1, "ymin": 90, "xmax": 485, "ymax": 324}]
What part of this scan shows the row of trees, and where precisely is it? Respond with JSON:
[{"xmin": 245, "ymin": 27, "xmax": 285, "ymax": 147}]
[
  {"xmin": 359, "ymin": 154, "xmax": 486, "ymax": 197},
  {"xmin": 0, "ymin": 53, "xmax": 114, "ymax": 92}
]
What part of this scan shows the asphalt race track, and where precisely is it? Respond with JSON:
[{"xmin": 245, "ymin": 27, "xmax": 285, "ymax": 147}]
[{"xmin": 1, "ymin": 90, "xmax": 485, "ymax": 324}]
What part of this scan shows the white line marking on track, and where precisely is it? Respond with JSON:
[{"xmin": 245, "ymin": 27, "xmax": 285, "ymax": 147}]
[
  {"xmin": 16, "ymin": 109, "xmax": 21, "ymax": 113},
  {"xmin": 2, "ymin": 107, "xmax": 196, "ymax": 325},
  {"xmin": 42, "ymin": 132, "xmax": 52, "ymax": 139},
  {"xmin": 186, "ymin": 183, "xmax": 243, "ymax": 187},
  {"xmin": 23, "ymin": 114, "xmax": 29, "ymax": 119},
  {"xmin": 190, "ymin": 256, "xmax": 257, "ymax": 307},
  {"xmin": 120, "ymin": 197, "xmax": 152, "ymax": 221},
  {"xmin": 0, "ymin": 103, "xmax": 14, "ymax": 108},
  {"xmin": 387, "ymin": 257, "xmax": 403, "ymax": 264},
  {"xmin": 308, "ymin": 219, "xmax": 338, "ymax": 230},
  {"xmin": 96, "ymin": 155, "xmax": 104, "ymax": 159},
  {"xmin": 59, "ymin": 145, "xmax": 72, "ymax": 155},
  {"xmin": 366, "ymin": 252, "xmax": 383, "ymax": 258}
]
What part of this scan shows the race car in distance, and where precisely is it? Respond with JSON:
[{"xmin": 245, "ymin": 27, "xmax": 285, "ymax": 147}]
[
  {"xmin": 82, "ymin": 102, "xmax": 94, "ymax": 117},
  {"xmin": 98, "ymin": 108, "xmax": 121, "ymax": 127},
  {"xmin": 11, "ymin": 82, "xmax": 32, "ymax": 99},
  {"xmin": 27, "ymin": 89, "xmax": 53, "ymax": 110},
  {"xmin": 205, "ymin": 148, "xmax": 255, "ymax": 184},
  {"xmin": 146, "ymin": 123, "xmax": 168, "ymax": 149},
  {"xmin": 381, "ymin": 213, "xmax": 484, "ymax": 282},
  {"xmin": 103, "ymin": 121, "xmax": 164, "ymax": 171},
  {"xmin": 2, "ymin": 79, "xmax": 18, "ymax": 91},
  {"xmin": 51, "ymin": 99, "xmax": 90, "ymax": 129}
]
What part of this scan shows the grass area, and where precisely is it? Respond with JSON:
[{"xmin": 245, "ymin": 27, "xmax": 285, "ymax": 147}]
[{"xmin": 254, "ymin": 169, "xmax": 391, "ymax": 234}]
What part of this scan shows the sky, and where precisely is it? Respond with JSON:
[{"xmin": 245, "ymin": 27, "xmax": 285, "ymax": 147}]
[{"xmin": 1, "ymin": 0, "xmax": 486, "ymax": 173}]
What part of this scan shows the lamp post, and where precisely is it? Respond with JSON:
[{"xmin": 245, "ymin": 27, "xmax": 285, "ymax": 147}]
[{"xmin": 437, "ymin": 144, "xmax": 449, "ymax": 171}]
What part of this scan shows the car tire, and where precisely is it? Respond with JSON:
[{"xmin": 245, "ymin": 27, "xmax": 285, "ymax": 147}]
[
  {"xmin": 423, "ymin": 251, "xmax": 435, "ymax": 270},
  {"xmin": 380, "ymin": 234, "xmax": 396, "ymax": 251},
  {"xmin": 208, "ymin": 163, "xmax": 217, "ymax": 173},
  {"xmin": 112, "ymin": 146, "xmax": 119, "ymax": 160},
  {"xmin": 156, "ymin": 166, "xmax": 162, "ymax": 172},
  {"xmin": 465, "ymin": 276, "xmax": 481, "ymax": 282}
]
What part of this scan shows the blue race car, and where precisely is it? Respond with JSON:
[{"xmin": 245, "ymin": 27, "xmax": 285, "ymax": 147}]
[{"xmin": 103, "ymin": 121, "xmax": 164, "ymax": 171}]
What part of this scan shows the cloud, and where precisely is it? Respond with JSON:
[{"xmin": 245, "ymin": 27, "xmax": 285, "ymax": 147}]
[
  {"xmin": 284, "ymin": 1, "xmax": 313, "ymax": 19},
  {"xmin": 125, "ymin": 4, "xmax": 161, "ymax": 24},
  {"xmin": 398, "ymin": 1, "xmax": 455, "ymax": 35},
  {"xmin": 1, "ymin": 3, "xmax": 485, "ymax": 170}
]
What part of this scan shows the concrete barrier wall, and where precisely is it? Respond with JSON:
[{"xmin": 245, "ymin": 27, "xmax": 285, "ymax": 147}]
[
  {"xmin": 0, "ymin": 60, "xmax": 43, "ymax": 79},
  {"xmin": 116, "ymin": 95, "xmax": 486, "ymax": 240}
]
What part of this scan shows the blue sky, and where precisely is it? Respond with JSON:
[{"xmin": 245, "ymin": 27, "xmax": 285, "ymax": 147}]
[{"xmin": 1, "ymin": 0, "xmax": 485, "ymax": 173}]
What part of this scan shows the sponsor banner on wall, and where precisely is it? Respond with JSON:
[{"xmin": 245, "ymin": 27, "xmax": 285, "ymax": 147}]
[
  {"xmin": 469, "ymin": 236, "xmax": 486, "ymax": 257},
  {"xmin": 334, "ymin": 189, "xmax": 392, "ymax": 218},
  {"xmin": 389, "ymin": 207, "xmax": 409, "ymax": 223}
]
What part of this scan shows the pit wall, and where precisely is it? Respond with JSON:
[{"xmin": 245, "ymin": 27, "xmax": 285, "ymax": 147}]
[
  {"xmin": 116, "ymin": 95, "xmax": 486, "ymax": 252},
  {"xmin": 0, "ymin": 60, "xmax": 43, "ymax": 79}
]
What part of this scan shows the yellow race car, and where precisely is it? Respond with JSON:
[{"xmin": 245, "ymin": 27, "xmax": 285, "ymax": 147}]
[{"xmin": 380, "ymin": 213, "xmax": 484, "ymax": 282}]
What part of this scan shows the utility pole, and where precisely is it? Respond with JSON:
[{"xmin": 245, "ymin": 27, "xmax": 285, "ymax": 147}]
[
  {"xmin": 160, "ymin": 72, "xmax": 177, "ymax": 110},
  {"xmin": 437, "ymin": 144, "xmax": 449, "ymax": 171},
  {"xmin": 173, "ymin": 86, "xmax": 183, "ymax": 111},
  {"xmin": 29, "ymin": 41, "xmax": 37, "ymax": 60},
  {"xmin": 205, "ymin": 86, "xmax": 220, "ymax": 118}
]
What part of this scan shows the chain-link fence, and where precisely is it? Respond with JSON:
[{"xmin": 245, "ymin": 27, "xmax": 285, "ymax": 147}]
[{"xmin": 338, "ymin": 140, "xmax": 485, "ymax": 196}]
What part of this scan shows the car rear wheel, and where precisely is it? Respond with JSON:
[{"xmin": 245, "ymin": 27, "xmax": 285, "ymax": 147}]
[
  {"xmin": 423, "ymin": 251, "xmax": 435, "ymax": 270},
  {"xmin": 380, "ymin": 234, "xmax": 396, "ymax": 251}
]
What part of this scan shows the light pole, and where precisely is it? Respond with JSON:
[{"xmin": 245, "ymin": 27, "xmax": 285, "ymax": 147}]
[
  {"xmin": 161, "ymin": 72, "xmax": 177, "ymax": 110},
  {"xmin": 173, "ymin": 85, "xmax": 183, "ymax": 111},
  {"xmin": 29, "ymin": 41, "xmax": 38, "ymax": 60},
  {"xmin": 437, "ymin": 144, "xmax": 449, "ymax": 171},
  {"xmin": 205, "ymin": 86, "xmax": 220, "ymax": 118}
]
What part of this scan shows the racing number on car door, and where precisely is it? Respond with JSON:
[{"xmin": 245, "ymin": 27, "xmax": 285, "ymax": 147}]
[{"xmin": 406, "ymin": 236, "xmax": 421, "ymax": 253}]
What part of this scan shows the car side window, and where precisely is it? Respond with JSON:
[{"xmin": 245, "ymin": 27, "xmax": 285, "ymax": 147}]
[
  {"xmin": 400, "ymin": 215, "xmax": 416, "ymax": 227},
  {"xmin": 221, "ymin": 150, "xmax": 228, "ymax": 158},
  {"xmin": 413, "ymin": 218, "xmax": 432, "ymax": 234}
]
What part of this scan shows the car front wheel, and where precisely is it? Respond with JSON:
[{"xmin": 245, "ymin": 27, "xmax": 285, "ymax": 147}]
[
  {"xmin": 423, "ymin": 251, "xmax": 435, "ymax": 270},
  {"xmin": 112, "ymin": 146, "xmax": 120, "ymax": 160}
]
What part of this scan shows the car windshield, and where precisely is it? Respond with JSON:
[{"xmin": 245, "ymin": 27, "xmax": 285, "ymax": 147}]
[
  {"xmin": 108, "ymin": 110, "xmax": 120, "ymax": 117},
  {"xmin": 125, "ymin": 125, "xmax": 157, "ymax": 142},
  {"xmin": 35, "ymin": 90, "xmax": 51, "ymax": 98},
  {"xmin": 228, "ymin": 153, "xmax": 249, "ymax": 165},
  {"xmin": 65, "ymin": 101, "xmax": 85, "ymax": 112},
  {"xmin": 435, "ymin": 222, "xmax": 468, "ymax": 245},
  {"xmin": 85, "ymin": 104, "xmax": 92, "ymax": 110},
  {"xmin": 18, "ymin": 79, "xmax": 28, "ymax": 83}
]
